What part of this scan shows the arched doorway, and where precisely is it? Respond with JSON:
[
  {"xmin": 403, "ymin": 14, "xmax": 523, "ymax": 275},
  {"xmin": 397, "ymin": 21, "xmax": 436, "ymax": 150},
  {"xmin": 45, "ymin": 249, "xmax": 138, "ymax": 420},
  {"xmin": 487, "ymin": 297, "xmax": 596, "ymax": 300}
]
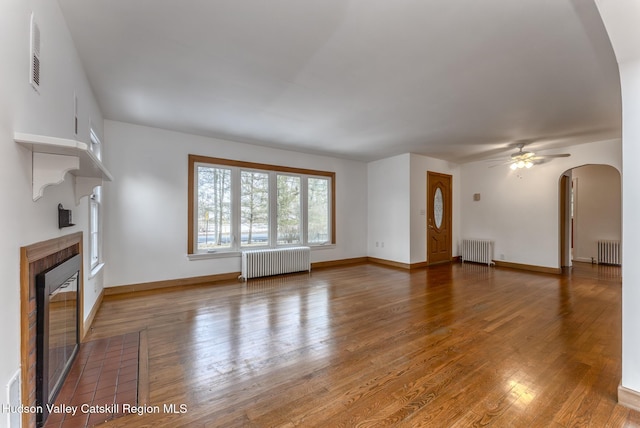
[{"xmin": 559, "ymin": 164, "xmax": 621, "ymax": 268}]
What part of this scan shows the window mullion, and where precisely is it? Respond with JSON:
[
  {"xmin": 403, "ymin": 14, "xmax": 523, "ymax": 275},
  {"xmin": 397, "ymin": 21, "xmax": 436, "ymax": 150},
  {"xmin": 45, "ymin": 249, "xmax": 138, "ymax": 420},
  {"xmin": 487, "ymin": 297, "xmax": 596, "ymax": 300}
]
[
  {"xmin": 231, "ymin": 167, "xmax": 241, "ymax": 251},
  {"xmin": 301, "ymin": 176, "xmax": 308, "ymax": 245},
  {"xmin": 328, "ymin": 180, "xmax": 333, "ymax": 245},
  {"xmin": 269, "ymin": 171, "xmax": 278, "ymax": 247}
]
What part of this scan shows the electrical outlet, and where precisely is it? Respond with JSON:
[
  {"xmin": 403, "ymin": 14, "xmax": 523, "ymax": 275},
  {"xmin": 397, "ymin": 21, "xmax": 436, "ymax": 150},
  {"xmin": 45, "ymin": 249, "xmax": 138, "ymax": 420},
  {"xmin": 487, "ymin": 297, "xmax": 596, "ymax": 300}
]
[
  {"xmin": 381, "ymin": 242, "xmax": 384, "ymax": 248},
  {"xmin": 500, "ymin": 254, "xmax": 505, "ymax": 260}
]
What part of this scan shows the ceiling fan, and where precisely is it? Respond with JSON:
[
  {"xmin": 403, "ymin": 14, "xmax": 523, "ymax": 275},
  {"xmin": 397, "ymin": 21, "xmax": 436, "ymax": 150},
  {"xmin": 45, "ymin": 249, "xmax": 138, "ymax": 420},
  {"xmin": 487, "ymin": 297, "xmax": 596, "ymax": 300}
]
[{"xmin": 490, "ymin": 143, "xmax": 571, "ymax": 169}]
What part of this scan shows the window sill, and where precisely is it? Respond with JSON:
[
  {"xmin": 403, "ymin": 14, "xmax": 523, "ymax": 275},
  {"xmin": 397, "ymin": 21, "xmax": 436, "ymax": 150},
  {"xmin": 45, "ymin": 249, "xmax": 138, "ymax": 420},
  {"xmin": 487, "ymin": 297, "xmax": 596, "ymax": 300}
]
[
  {"xmin": 89, "ymin": 262, "xmax": 105, "ymax": 279},
  {"xmin": 310, "ymin": 243, "xmax": 336, "ymax": 250},
  {"xmin": 186, "ymin": 244, "xmax": 336, "ymax": 261},
  {"xmin": 187, "ymin": 251, "xmax": 241, "ymax": 261}
]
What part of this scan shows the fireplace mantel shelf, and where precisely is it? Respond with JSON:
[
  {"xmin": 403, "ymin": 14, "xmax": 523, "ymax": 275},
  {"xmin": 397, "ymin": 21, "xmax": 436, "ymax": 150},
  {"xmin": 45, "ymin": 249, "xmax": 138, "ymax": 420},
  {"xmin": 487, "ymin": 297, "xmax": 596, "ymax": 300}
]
[{"xmin": 15, "ymin": 132, "xmax": 113, "ymax": 203}]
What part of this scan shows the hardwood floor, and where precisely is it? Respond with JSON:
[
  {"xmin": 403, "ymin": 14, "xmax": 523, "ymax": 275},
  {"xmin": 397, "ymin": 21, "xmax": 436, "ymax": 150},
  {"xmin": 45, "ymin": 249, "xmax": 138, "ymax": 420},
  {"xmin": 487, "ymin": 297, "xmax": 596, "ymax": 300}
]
[{"xmin": 88, "ymin": 262, "xmax": 640, "ymax": 427}]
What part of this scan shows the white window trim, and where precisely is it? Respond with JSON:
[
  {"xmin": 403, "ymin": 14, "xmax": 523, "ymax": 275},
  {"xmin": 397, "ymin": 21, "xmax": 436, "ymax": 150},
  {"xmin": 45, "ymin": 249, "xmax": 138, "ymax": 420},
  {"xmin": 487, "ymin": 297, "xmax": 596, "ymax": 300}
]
[
  {"xmin": 89, "ymin": 127, "xmax": 102, "ymax": 160},
  {"xmin": 89, "ymin": 192, "xmax": 101, "ymax": 270},
  {"xmin": 89, "ymin": 262, "xmax": 105, "ymax": 278}
]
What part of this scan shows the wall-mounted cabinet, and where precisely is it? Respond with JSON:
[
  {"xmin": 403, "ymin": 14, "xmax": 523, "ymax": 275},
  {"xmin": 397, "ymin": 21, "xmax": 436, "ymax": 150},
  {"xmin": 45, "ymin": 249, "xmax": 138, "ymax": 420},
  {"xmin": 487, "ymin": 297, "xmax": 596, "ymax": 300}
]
[{"xmin": 14, "ymin": 132, "xmax": 113, "ymax": 203}]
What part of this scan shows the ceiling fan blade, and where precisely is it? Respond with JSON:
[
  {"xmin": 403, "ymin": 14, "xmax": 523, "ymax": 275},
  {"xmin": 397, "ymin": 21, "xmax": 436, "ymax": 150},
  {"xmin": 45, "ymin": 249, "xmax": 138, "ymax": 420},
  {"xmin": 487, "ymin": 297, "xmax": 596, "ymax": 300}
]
[
  {"xmin": 540, "ymin": 153, "xmax": 571, "ymax": 158},
  {"xmin": 488, "ymin": 161, "xmax": 513, "ymax": 168},
  {"xmin": 485, "ymin": 148, "xmax": 569, "ymax": 168},
  {"xmin": 530, "ymin": 154, "xmax": 570, "ymax": 160}
]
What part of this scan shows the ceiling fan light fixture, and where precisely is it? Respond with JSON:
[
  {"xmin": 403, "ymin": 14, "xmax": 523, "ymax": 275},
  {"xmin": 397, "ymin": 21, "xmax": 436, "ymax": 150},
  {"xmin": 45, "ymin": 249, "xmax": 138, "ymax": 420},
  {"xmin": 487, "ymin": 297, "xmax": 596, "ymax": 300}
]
[
  {"xmin": 510, "ymin": 160, "xmax": 534, "ymax": 170},
  {"xmin": 493, "ymin": 143, "xmax": 570, "ymax": 170}
]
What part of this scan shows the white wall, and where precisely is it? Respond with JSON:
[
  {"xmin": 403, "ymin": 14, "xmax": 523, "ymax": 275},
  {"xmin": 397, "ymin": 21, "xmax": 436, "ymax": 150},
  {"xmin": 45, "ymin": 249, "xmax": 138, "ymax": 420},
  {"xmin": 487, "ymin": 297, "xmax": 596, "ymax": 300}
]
[
  {"xmin": 619, "ymin": 58, "xmax": 640, "ymax": 395},
  {"xmin": 410, "ymin": 154, "xmax": 461, "ymax": 264},
  {"xmin": 596, "ymin": 0, "xmax": 640, "ymax": 395},
  {"xmin": 460, "ymin": 139, "xmax": 621, "ymax": 268},
  {"xmin": 103, "ymin": 120, "xmax": 368, "ymax": 287},
  {"xmin": 367, "ymin": 154, "xmax": 411, "ymax": 263},
  {"xmin": 572, "ymin": 164, "xmax": 621, "ymax": 263},
  {"xmin": 366, "ymin": 153, "xmax": 461, "ymax": 265},
  {"xmin": 0, "ymin": 0, "xmax": 104, "ymax": 415}
]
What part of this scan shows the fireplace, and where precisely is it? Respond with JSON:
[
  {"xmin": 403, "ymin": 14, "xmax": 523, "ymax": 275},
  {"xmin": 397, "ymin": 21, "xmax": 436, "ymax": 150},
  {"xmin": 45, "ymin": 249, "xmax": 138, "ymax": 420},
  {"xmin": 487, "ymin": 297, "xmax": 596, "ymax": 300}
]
[
  {"xmin": 20, "ymin": 232, "xmax": 83, "ymax": 428},
  {"xmin": 35, "ymin": 253, "xmax": 81, "ymax": 427}
]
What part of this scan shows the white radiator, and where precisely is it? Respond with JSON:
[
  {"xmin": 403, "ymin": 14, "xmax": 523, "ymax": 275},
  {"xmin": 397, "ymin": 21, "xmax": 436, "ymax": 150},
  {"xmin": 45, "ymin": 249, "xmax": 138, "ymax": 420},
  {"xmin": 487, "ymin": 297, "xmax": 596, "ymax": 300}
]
[
  {"xmin": 241, "ymin": 246, "xmax": 311, "ymax": 280},
  {"xmin": 597, "ymin": 240, "xmax": 621, "ymax": 265},
  {"xmin": 461, "ymin": 239, "xmax": 495, "ymax": 266}
]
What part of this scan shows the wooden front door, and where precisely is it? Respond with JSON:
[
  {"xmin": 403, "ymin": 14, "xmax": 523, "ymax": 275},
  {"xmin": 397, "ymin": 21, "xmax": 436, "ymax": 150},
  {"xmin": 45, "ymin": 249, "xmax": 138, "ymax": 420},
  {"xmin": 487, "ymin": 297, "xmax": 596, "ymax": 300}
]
[{"xmin": 427, "ymin": 171, "xmax": 452, "ymax": 265}]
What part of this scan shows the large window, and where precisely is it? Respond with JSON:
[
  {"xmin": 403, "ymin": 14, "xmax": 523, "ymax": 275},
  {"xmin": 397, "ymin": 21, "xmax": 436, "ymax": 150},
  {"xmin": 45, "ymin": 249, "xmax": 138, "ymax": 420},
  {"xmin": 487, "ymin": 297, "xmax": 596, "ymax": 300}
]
[
  {"xmin": 241, "ymin": 171, "xmax": 269, "ymax": 247},
  {"xmin": 308, "ymin": 177, "xmax": 330, "ymax": 244},
  {"xmin": 197, "ymin": 166, "xmax": 232, "ymax": 250},
  {"xmin": 89, "ymin": 129, "xmax": 102, "ymax": 271},
  {"xmin": 89, "ymin": 188, "xmax": 101, "ymax": 269},
  {"xmin": 277, "ymin": 175, "xmax": 301, "ymax": 245},
  {"xmin": 188, "ymin": 155, "xmax": 335, "ymax": 254}
]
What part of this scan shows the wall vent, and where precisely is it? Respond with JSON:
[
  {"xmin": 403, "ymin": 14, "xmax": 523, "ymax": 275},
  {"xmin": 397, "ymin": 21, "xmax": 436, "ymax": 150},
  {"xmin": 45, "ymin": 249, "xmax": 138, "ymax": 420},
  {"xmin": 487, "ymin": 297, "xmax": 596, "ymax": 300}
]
[
  {"xmin": 30, "ymin": 13, "xmax": 41, "ymax": 91},
  {"xmin": 74, "ymin": 93, "xmax": 78, "ymax": 135},
  {"xmin": 7, "ymin": 369, "xmax": 21, "ymax": 428}
]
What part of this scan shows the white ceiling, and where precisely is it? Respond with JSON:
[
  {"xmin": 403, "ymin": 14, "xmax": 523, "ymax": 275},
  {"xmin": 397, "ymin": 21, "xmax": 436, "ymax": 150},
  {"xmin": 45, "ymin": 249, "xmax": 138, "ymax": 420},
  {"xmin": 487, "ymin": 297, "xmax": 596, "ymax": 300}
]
[{"xmin": 57, "ymin": 0, "xmax": 621, "ymax": 163}]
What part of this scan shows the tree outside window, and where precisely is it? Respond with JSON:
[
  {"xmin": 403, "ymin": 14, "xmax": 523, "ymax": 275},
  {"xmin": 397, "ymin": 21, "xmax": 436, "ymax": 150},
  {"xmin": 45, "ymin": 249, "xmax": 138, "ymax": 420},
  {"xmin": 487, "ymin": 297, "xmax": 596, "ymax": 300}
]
[
  {"xmin": 277, "ymin": 175, "xmax": 301, "ymax": 244},
  {"xmin": 197, "ymin": 166, "xmax": 231, "ymax": 250},
  {"xmin": 308, "ymin": 177, "xmax": 329, "ymax": 244},
  {"xmin": 189, "ymin": 155, "xmax": 335, "ymax": 254},
  {"xmin": 241, "ymin": 171, "xmax": 269, "ymax": 246}
]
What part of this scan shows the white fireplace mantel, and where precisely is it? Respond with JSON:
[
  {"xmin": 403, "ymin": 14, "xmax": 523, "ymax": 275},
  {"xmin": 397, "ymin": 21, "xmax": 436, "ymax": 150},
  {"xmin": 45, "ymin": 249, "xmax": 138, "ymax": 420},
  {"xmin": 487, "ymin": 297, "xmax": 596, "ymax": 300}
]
[{"xmin": 14, "ymin": 132, "xmax": 113, "ymax": 203}]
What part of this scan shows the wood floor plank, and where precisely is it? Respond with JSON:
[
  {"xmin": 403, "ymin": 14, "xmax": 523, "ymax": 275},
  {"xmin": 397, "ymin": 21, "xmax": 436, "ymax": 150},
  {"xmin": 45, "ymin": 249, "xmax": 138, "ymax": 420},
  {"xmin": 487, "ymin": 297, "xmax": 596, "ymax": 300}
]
[{"xmin": 89, "ymin": 262, "xmax": 640, "ymax": 427}]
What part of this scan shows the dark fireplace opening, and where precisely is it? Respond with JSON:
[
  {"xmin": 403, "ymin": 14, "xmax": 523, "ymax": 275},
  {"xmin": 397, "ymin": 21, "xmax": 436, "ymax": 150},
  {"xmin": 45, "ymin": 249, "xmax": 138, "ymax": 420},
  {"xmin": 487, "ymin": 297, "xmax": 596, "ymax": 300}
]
[{"xmin": 36, "ymin": 254, "xmax": 81, "ymax": 427}]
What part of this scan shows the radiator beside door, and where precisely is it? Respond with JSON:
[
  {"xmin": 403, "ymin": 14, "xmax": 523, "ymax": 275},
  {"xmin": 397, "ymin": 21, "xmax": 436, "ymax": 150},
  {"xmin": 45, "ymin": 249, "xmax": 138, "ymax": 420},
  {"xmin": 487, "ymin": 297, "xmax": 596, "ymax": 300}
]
[{"xmin": 461, "ymin": 239, "xmax": 495, "ymax": 266}]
